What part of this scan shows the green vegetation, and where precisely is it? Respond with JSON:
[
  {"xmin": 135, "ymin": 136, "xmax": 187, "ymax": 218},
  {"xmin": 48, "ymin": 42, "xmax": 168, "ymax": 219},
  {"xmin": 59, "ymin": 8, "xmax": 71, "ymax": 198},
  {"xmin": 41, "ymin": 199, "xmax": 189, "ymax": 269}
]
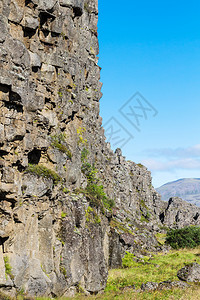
[
  {"xmin": 79, "ymin": 148, "xmax": 115, "ymax": 211},
  {"xmin": 156, "ymin": 232, "xmax": 167, "ymax": 245},
  {"xmin": 26, "ymin": 164, "xmax": 61, "ymax": 184},
  {"xmin": 110, "ymin": 219, "xmax": 134, "ymax": 235},
  {"xmin": 51, "ymin": 133, "xmax": 72, "ymax": 159},
  {"xmin": 137, "ymin": 163, "xmax": 144, "ymax": 168},
  {"xmin": 31, "ymin": 248, "xmax": 200, "ymax": 300},
  {"xmin": 140, "ymin": 199, "xmax": 147, "ymax": 208},
  {"xmin": 85, "ymin": 183, "xmax": 115, "ymax": 210},
  {"xmin": 62, "ymin": 187, "xmax": 70, "ymax": 194},
  {"xmin": 84, "ymin": 2, "xmax": 91, "ymax": 13},
  {"xmin": 61, "ymin": 212, "xmax": 67, "ymax": 218},
  {"xmin": 77, "ymin": 127, "xmax": 87, "ymax": 145},
  {"xmin": 60, "ymin": 265, "xmax": 67, "ymax": 279},
  {"xmin": 140, "ymin": 215, "xmax": 149, "ymax": 222},
  {"xmin": 139, "ymin": 199, "xmax": 151, "ymax": 222},
  {"xmin": 81, "ymin": 148, "xmax": 89, "ymax": 162},
  {"xmin": 4, "ymin": 256, "xmax": 13, "ymax": 279},
  {"xmin": 81, "ymin": 161, "xmax": 114, "ymax": 211},
  {"xmin": 60, "ymin": 32, "xmax": 65, "ymax": 40},
  {"xmin": 166, "ymin": 226, "xmax": 200, "ymax": 249},
  {"xmin": 81, "ymin": 162, "xmax": 97, "ymax": 183},
  {"xmin": 85, "ymin": 206, "xmax": 101, "ymax": 224},
  {"xmin": 7, "ymin": 249, "xmax": 200, "ymax": 299},
  {"xmin": 68, "ymin": 284, "xmax": 200, "ymax": 300},
  {"xmin": 104, "ymin": 248, "xmax": 200, "ymax": 298},
  {"xmin": 58, "ymin": 90, "xmax": 63, "ymax": 98}
]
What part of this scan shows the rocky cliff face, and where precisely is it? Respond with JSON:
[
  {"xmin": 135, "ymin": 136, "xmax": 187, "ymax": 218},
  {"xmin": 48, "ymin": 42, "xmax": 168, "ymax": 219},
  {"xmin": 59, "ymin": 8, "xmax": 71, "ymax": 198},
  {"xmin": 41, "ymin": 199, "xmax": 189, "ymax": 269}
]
[
  {"xmin": 0, "ymin": 0, "xmax": 190, "ymax": 298},
  {"xmin": 160, "ymin": 197, "xmax": 200, "ymax": 229}
]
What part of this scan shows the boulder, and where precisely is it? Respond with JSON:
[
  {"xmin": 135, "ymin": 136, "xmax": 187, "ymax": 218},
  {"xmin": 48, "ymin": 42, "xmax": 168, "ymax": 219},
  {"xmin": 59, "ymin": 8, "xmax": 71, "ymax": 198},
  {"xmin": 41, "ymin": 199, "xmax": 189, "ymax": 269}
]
[{"xmin": 177, "ymin": 263, "xmax": 200, "ymax": 282}]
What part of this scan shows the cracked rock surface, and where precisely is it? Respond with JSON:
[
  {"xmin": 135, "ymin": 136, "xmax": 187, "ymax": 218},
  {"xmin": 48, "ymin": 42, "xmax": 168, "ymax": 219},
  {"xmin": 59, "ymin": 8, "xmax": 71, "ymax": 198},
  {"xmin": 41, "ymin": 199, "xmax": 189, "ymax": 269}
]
[{"xmin": 0, "ymin": 0, "xmax": 199, "ymax": 298}]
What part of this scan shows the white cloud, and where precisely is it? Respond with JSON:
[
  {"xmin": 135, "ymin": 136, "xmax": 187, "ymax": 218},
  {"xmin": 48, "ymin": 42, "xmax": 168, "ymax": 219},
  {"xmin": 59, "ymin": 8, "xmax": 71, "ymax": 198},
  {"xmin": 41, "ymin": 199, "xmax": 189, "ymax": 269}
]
[
  {"xmin": 138, "ymin": 144, "xmax": 200, "ymax": 187},
  {"xmin": 143, "ymin": 144, "xmax": 200, "ymax": 158},
  {"xmin": 142, "ymin": 157, "xmax": 200, "ymax": 172}
]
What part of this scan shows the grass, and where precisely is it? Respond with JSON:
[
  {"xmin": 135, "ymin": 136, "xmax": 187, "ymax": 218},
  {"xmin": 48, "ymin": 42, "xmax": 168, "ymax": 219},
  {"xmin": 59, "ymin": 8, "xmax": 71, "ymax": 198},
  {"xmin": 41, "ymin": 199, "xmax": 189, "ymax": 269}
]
[
  {"xmin": 110, "ymin": 219, "xmax": 135, "ymax": 235},
  {"xmin": 66, "ymin": 247, "xmax": 200, "ymax": 300},
  {"xmin": 5, "ymin": 247, "xmax": 200, "ymax": 300},
  {"xmin": 156, "ymin": 232, "xmax": 167, "ymax": 245},
  {"xmin": 4, "ymin": 248, "xmax": 200, "ymax": 300},
  {"xmin": 62, "ymin": 285, "xmax": 200, "ymax": 300},
  {"xmin": 26, "ymin": 164, "xmax": 61, "ymax": 184},
  {"xmin": 3, "ymin": 286, "xmax": 200, "ymax": 300},
  {"xmin": 106, "ymin": 248, "xmax": 200, "ymax": 291}
]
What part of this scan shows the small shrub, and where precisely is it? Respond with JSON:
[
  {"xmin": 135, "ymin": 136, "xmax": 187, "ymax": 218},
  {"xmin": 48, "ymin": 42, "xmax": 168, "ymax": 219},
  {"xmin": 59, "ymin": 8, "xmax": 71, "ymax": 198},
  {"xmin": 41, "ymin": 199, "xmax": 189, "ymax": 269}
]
[
  {"xmin": 84, "ymin": 2, "xmax": 91, "ymax": 13},
  {"xmin": 85, "ymin": 206, "xmax": 101, "ymax": 224},
  {"xmin": 86, "ymin": 183, "xmax": 107, "ymax": 205},
  {"xmin": 62, "ymin": 187, "xmax": 69, "ymax": 194},
  {"xmin": 50, "ymin": 134, "xmax": 72, "ymax": 159},
  {"xmin": 77, "ymin": 127, "xmax": 87, "ymax": 145},
  {"xmin": 156, "ymin": 232, "xmax": 167, "ymax": 245},
  {"xmin": 81, "ymin": 163, "xmax": 97, "ymax": 183},
  {"xmin": 26, "ymin": 164, "xmax": 61, "ymax": 184},
  {"xmin": 137, "ymin": 163, "xmax": 144, "ymax": 168},
  {"xmin": 166, "ymin": 226, "xmax": 200, "ymax": 249},
  {"xmin": 140, "ymin": 215, "xmax": 149, "ymax": 223},
  {"xmin": 61, "ymin": 212, "xmax": 67, "ymax": 218},
  {"xmin": 60, "ymin": 265, "xmax": 67, "ymax": 278},
  {"xmin": 81, "ymin": 148, "xmax": 89, "ymax": 162},
  {"xmin": 80, "ymin": 153, "xmax": 115, "ymax": 211}
]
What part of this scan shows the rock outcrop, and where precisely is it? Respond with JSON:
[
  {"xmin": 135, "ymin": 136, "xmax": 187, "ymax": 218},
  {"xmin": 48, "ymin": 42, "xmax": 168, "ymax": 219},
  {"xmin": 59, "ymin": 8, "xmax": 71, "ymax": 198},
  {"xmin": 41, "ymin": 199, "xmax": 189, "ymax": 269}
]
[
  {"xmin": 1, "ymin": 0, "xmax": 198, "ymax": 298},
  {"xmin": 159, "ymin": 197, "xmax": 200, "ymax": 229},
  {"xmin": 141, "ymin": 280, "xmax": 188, "ymax": 292},
  {"xmin": 0, "ymin": 0, "xmax": 164, "ymax": 297},
  {"xmin": 177, "ymin": 263, "xmax": 200, "ymax": 282}
]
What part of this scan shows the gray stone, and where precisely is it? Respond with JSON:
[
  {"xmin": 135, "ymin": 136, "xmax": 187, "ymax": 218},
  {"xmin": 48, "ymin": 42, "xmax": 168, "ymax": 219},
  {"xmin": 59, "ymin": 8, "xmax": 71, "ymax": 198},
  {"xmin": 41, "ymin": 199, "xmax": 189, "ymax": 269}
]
[
  {"xmin": 29, "ymin": 51, "xmax": 41, "ymax": 68},
  {"xmin": 8, "ymin": 0, "xmax": 24, "ymax": 23},
  {"xmin": 32, "ymin": 0, "xmax": 57, "ymax": 11},
  {"xmin": 59, "ymin": 0, "xmax": 83, "ymax": 15},
  {"xmin": 0, "ymin": 14, "xmax": 8, "ymax": 43},
  {"xmin": 160, "ymin": 197, "xmax": 200, "ymax": 229},
  {"xmin": 177, "ymin": 263, "xmax": 200, "ymax": 282},
  {"xmin": 141, "ymin": 282, "xmax": 158, "ymax": 291},
  {"xmin": 158, "ymin": 280, "xmax": 188, "ymax": 290},
  {"xmin": 23, "ymin": 174, "xmax": 53, "ymax": 197},
  {"xmin": 22, "ymin": 8, "xmax": 39, "ymax": 30},
  {"xmin": 4, "ymin": 37, "xmax": 30, "ymax": 69}
]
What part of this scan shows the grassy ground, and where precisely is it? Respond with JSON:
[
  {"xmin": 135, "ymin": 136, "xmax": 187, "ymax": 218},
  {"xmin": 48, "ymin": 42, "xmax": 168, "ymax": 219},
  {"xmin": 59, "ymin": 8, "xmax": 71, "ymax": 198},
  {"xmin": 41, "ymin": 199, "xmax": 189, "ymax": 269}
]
[
  {"xmin": 11, "ymin": 247, "xmax": 200, "ymax": 300},
  {"xmin": 66, "ymin": 247, "xmax": 200, "ymax": 300},
  {"xmin": 106, "ymin": 248, "xmax": 200, "ymax": 291}
]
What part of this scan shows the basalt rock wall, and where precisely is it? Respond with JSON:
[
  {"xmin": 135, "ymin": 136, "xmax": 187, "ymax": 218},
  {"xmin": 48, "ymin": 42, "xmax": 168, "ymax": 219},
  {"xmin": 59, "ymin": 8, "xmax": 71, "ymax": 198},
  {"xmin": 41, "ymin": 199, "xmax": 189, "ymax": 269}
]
[{"xmin": 0, "ymin": 0, "xmax": 165, "ymax": 298}]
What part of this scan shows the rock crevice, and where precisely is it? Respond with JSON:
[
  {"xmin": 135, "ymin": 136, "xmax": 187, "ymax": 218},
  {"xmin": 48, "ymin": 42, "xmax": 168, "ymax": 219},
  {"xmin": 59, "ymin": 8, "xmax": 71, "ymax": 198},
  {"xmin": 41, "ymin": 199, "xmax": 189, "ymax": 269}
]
[{"xmin": 0, "ymin": 0, "xmax": 198, "ymax": 298}]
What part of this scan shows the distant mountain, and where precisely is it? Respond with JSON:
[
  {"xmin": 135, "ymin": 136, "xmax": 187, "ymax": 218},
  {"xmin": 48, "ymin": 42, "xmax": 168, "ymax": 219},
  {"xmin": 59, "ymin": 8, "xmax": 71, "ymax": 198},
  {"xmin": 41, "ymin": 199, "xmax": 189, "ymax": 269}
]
[{"xmin": 156, "ymin": 178, "xmax": 200, "ymax": 207}]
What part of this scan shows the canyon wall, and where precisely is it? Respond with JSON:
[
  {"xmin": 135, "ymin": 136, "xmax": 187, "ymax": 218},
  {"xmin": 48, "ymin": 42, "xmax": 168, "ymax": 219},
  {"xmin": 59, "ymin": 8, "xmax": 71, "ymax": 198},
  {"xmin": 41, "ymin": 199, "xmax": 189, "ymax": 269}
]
[{"xmin": 1, "ymin": 0, "xmax": 195, "ymax": 298}]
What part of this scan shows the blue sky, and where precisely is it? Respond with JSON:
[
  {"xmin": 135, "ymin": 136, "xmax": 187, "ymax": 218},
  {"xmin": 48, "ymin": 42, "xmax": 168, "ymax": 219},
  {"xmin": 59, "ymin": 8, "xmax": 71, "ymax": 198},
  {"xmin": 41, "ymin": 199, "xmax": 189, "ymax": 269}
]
[{"xmin": 98, "ymin": 0, "xmax": 200, "ymax": 188}]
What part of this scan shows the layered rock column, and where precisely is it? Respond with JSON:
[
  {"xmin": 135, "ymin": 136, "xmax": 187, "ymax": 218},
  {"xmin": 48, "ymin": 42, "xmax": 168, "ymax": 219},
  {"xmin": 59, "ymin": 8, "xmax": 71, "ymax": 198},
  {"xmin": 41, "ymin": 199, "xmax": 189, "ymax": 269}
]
[{"xmin": 0, "ymin": 0, "xmax": 163, "ymax": 297}]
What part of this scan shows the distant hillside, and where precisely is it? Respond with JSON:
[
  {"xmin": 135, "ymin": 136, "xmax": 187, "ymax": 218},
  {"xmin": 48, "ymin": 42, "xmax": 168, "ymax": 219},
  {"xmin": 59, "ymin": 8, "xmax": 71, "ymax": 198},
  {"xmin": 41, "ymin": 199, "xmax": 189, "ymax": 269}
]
[{"xmin": 156, "ymin": 178, "xmax": 200, "ymax": 207}]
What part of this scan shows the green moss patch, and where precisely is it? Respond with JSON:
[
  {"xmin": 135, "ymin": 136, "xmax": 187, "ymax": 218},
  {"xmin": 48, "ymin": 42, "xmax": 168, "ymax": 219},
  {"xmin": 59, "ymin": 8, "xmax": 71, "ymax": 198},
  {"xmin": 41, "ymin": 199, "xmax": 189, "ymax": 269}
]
[{"xmin": 26, "ymin": 164, "xmax": 61, "ymax": 184}]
